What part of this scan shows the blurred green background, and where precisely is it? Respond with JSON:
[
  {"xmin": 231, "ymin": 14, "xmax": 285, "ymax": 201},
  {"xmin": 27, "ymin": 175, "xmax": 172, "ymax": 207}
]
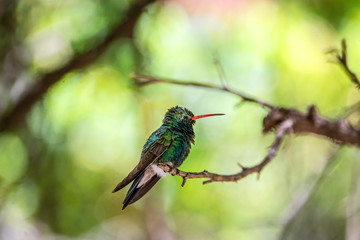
[{"xmin": 1, "ymin": 0, "xmax": 360, "ymax": 239}]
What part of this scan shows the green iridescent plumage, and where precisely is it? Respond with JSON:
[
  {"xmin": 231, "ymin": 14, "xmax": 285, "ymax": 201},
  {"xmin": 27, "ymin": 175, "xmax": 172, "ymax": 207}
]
[{"xmin": 112, "ymin": 106, "xmax": 223, "ymax": 209}]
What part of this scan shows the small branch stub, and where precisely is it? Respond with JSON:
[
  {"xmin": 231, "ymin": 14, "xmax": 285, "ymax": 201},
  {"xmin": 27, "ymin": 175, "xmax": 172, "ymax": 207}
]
[{"xmin": 328, "ymin": 39, "xmax": 360, "ymax": 88}]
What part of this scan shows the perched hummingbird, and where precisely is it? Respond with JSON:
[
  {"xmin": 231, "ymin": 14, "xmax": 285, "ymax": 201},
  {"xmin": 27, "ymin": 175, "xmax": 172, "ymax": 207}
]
[{"xmin": 112, "ymin": 106, "xmax": 224, "ymax": 209}]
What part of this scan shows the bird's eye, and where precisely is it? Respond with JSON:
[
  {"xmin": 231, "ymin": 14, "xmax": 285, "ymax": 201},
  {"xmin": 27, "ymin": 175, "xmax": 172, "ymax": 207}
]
[{"xmin": 183, "ymin": 115, "xmax": 189, "ymax": 121}]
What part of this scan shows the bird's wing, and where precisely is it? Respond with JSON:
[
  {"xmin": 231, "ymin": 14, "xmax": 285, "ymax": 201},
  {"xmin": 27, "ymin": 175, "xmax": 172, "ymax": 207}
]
[{"xmin": 112, "ymin": 128, "xmax": 173, "ymax": 193}]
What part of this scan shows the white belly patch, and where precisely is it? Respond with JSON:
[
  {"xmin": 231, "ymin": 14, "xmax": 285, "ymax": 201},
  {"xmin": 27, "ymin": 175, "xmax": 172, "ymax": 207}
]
[{"xmin": 151, "ymin": 164, "xmax": 168, "ymax": 177}]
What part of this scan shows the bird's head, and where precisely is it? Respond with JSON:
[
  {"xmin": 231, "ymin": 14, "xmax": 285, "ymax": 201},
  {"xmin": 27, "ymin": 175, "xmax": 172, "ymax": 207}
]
[{"xmin": 163, "ymin": 106, "xmax": 224, "ymax": 130}]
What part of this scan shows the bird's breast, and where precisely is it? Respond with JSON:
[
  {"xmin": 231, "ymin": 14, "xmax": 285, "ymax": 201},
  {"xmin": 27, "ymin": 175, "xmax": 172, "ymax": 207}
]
[{"xmin": 158, "ymin": 134, "xmax": 191, "ymax": 167}]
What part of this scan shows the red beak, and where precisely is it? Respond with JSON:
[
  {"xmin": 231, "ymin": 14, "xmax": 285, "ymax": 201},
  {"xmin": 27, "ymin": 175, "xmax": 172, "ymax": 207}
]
[{"xmin": 192, "ymin": 113, "xmax": 225, "ymax": 120}]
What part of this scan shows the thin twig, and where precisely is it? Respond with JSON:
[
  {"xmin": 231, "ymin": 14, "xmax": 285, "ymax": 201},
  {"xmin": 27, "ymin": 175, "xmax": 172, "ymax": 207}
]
[
  {"xmin": 213, "ymin": 57, "xmax": 229, "ymax": 89},
  {"xmin": 340, "ymin": 101, "xmax": 360, "ymax": 119},
  {"xmin": 327, "ymin": 39, "xmax": 360, "ymax": 88},
  {"xmin": 157, "ymin": 119, "xmax": 293, "ymax": 185},
  {"xmin": 131, "ymin": 73, "xmax": 275, "ymax": 109}
]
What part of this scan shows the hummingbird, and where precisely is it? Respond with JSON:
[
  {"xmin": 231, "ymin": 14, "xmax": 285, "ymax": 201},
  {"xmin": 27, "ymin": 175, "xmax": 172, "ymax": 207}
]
[{"xmin": 112, "ymin": 106, "xmax": 224, "ymax": 210}]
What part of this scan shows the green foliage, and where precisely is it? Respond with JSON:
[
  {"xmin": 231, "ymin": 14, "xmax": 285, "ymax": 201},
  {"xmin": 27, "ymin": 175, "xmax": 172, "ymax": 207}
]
[{"xmin": 0, "ymin": 134, "xmax": 27, "ymax": 184}]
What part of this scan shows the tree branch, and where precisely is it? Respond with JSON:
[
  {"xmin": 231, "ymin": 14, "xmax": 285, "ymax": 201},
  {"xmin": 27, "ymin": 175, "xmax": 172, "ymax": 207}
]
[
  {"xmin": 0, "ymin": 0, "xmax": 155, "ymax": 132},
  {"xmin": 157, "ymin": 119, "xmax": 293, "ymax": 185},
  {"xmin": 131, "ymin": 73, "xmax": 275, "ymax": 109},
  {"xmin": 264, "ymin": 105, "xmax": 360, "ymax": 147},
  {"xmin": 327, "ymin": 39, "xmax": 360, "ymax": 88}
]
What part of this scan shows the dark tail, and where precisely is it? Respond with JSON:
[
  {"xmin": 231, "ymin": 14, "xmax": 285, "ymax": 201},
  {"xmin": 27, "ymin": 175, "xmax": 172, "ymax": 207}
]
[{"xmin": 122, "ymin": 172, "xmax": 160, "ymax": 210}]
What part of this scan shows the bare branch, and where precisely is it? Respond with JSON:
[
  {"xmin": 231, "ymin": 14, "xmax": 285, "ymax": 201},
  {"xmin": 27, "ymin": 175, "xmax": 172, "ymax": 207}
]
[
  {"xmin": 0, "ymin": 0, "xmax": 155, "ymax": 132},
  {"xmin": 131, "ymin": 73, "xmax": 275, "ymax": 109},
  {"xmin": 264, "ymin": 105, "xmax": 360, "ymax": 147},
  {"xmin": 157, "ymin": 119, "xmax": 293, "ymax": 185},
  {"xmin": 327, "ymin": 39, "xmax": 360, "ymax": 88}
]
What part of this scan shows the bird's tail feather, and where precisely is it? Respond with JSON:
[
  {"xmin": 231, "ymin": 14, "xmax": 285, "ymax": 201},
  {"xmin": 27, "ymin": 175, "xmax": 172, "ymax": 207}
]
[{"xmin": 122, "ymin": 172, "xmax": 160, "ymax": 210}]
